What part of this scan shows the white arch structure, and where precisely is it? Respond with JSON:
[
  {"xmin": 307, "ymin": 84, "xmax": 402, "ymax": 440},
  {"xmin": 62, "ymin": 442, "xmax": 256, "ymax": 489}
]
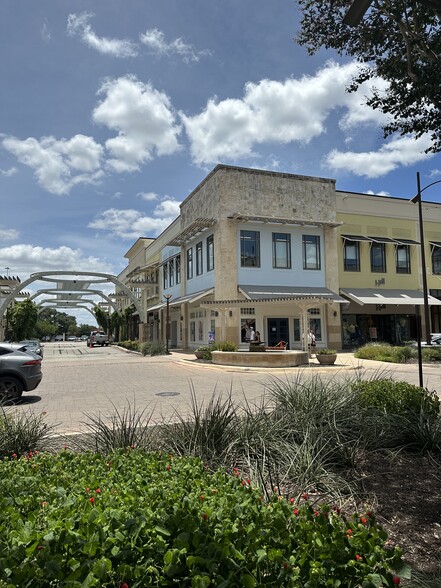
[{"xmin": 0, "ymin": 271, "xmax": 145, "ymax": 336}]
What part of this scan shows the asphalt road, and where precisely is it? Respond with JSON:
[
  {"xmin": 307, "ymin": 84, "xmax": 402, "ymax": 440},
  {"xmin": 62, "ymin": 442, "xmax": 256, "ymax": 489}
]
[{"xmin": 10, "ymin": 341, "xmax": 441, "ymax": 435}]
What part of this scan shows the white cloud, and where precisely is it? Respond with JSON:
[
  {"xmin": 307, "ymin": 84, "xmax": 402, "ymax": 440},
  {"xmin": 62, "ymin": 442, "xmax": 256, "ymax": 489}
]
[
  {"xmin": 140, "ymin": 28, "xmax": 211, "ymax": 63},
  {"xmin": 138, "ymin": 191, "xmax": 158, "ymax": 201},
  {"xmin": 40, "ymin": 19, "xmax": 51, "ymax": 42},
  {"xmin": 325, "ymin": 135, "xmax": 434, "ymax": 178},
  {"xmin": 366, "ymin": 190, "xmax": 391, "ymax": 197},
  {"xmin": 93, "ymin": 76, "xmax": 182, "ymax": 172},
  {"xmin": 67, "ymin": 12, "xmax": 137, "ymax": 58},
  {"xmin": 182, "ymin": 61, "xmax": 367, "ymax": 165},
  {"xmin": 0, "ymin": 228, "xmax": 19, "ymax": 241},
  {"xmin": 2, "ymin": 134, "xmax": 104, "ymax": 195},
  {"xmin": 0, "ymin": 244, "xmax": 114, "ymax": 279},
  {"xmin": 88, "ymin": 198, "xmax": 181, "ymax": 239},
  {"xmin": 0, "ymin": 166, "xmax": 17, "ymax": 177}
]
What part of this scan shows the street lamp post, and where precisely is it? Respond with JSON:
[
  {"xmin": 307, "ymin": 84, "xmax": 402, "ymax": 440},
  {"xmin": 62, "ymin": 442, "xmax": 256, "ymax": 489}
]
[
  {"xmin": 410, "ymin": 172, "xmax": 431, "ymax": 346},
  {"xmin": 164, "ymin": 294, "xmax": 172, "ymax": 354},
  {"xmin": 410, "ymin": 171, "xmax": 441, "ymax": 387}
]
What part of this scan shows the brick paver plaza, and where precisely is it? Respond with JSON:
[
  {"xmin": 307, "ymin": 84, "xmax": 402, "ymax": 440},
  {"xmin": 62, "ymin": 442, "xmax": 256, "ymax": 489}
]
[{"xmin": 11, "ymin": 342, "xmax": 441, "ymax": 435}]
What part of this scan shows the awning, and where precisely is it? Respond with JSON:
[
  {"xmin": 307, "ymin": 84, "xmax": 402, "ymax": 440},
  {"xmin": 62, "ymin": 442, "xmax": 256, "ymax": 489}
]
[
  {"xmin": 341, "ymin": 235, "xmax": 419, "ymax": 245},
  {"xmin": 239, "ymin": 285, "xmax": 347, "ymax": 303},
  {"xmin": 367, "ymin": 236, "xmax": 397, "ymax": 243},
  {"xmin": 341, "ymin": 234, "xmax": 372, "ymax": 241},
  {"xmin": 147, "ymin": 288, "xmax": 214, "ymax": 313},
  {"xmin": 340, "ymin": 288, "xmax": 441, "ymax": 306},
  {"xmin": 169, "ymin": 288, "xmax": 214, "ymax": 307},
  {"xmin": 430, "ymin": 241, "xmax": 441, "ymax": 248}
]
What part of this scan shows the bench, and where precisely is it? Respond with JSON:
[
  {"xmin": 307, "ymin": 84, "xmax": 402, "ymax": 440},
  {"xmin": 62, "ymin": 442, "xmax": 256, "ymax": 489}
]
[{"xmin": 264, "ymin": 341, "xmax": 287, "ymax": 352}]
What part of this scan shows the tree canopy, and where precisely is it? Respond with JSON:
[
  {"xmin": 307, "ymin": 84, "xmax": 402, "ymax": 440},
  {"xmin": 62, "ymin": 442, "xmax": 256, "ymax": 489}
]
[
  {"xmin": 8, "ymin": 299, "xmax": 38, "ymax": 341},
  {"xmin": 296, "ymin": 0, "xmax": 441, "ymax": 152}
]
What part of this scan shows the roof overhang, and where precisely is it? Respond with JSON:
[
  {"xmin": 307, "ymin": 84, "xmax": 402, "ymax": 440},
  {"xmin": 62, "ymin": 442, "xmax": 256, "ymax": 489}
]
[
  {"xmin": 229, "ymin": 213, "xmax": 341, "ymax": 228},
  {"xmin": 201, "ymin": 285, "xmax": 346, "ymax": 307},
  {"xmin": 147, "ymin": 288, "xmax": 214, "ymax": 313},
  {"xmin": 340, "ymin": 288, "xmax": 441, "ymax": 306},
  {"xmin": 342, "ymin": 234, "xmax": 419, "ymax": 245},
  {"xmin": 167, "ymin": 219, "xmax": 216, "ymax": 246}
]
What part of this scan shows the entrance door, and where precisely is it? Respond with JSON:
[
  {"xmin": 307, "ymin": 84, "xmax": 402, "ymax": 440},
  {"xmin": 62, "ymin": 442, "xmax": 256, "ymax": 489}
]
[
  {"xmin": 171, "ymin": 321, "xmax": 178, "ymax": 348},
  {"xmin": 267, "ymin": 318, "xmax": 290, "ymax": 348}
]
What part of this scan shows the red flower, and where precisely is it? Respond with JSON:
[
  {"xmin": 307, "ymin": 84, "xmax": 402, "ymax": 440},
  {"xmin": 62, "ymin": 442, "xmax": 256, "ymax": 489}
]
[
  {"xmin": 200, "ymin": 495, "xmax": 204, "ymax": 501},
  {"xmin": 166, "ymin": 465, "xmax": 171, "ymax": 471},
  {"xmin": 89, "ymin": 497, "xmax": 95, "ymax": 504},
  {"xmin": 293, "ymin": 509, "xmax": 299, "ymax": 516},
  {"xmin": 290, "ymin": 497, "xmax": 295, "ymax": 504},
  {"xmin": 12, "ymin": 453, "xmax": 17, "ymax": 459},
  {"xmin": 201, "ymin": 513, "xmax": 208, "ymax": 521},
  {"xmin": 355, "ymin": 554, "xmax": 362, "ymax": 561},
  {"xmin": 283, "ymin": 562, "xmax": 289, "ymax": 570},
  {"xmin": 37, "ymin": 545, "xmax": 44, "ymax": 550},
  {"xmin": 392, "ymin": 577, "xmax": 400, "ymax": 585},
  {"xmin": 360, "ymin": 516, "xmax": 367, "ymax": 525},
  {"xmin": 95, "ymin": 488, "xmax": 101, "ymax": 494},
  {"xmin": 347, "ymin": 528, "xmax": 353, "ymax": 535},
  {"xmin": 41, "ymin": 501, "xmax": 47, "ymax": 507},
  {"xmin": 314, "ymin": 510, "xmax": 319, "ymax": 517},
  {"xmin": 121, "ymin": 583, "xmax": 129, "ymax": 588},
  {"xmin": 301, "ymin": 492, "xmax": 308, "ymax": 500}
]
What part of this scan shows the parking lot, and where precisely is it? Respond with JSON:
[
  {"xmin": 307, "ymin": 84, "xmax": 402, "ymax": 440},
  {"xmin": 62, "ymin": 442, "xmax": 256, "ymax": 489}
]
[{"xmin": 9, "ymin": 341, "xmax": 441, "ymax": 434}]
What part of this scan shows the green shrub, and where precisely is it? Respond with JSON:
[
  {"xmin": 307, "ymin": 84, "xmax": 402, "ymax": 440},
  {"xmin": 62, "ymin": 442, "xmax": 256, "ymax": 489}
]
[
  {"xmin": 140, "ymin": 341, "xmax": 151, "ymax": 356},
  {"xmin": 148, "ymin": 340, "xmax": 167, "ymax": 356},
  {"xmin": 355, "ymin": 343, "xmax": 413, "ymax": 363},
  {"xmin": 352, "ymin": 379, "xmax": 440, "ymax": 419},
  {"xmin": 0, "ymin": 407, "xmax": 55, "ymax": 459},
  {"xmin": 211, "ymin": 340, "xmax": 238, "ymax": 352},
  {"xmin": 117, "ymin": 340, "xmax": 140, "ymax": 352},
  {"xmin": 421, "ymin": 346, "xmax": 441, "ymax": 362},
  {"xmin": 0, "ymin": 450, "xmax": 407, "ymax": 587},
  {"xmin": 316, "ymin": 348, "xmax": 337, "ymax": 355}
]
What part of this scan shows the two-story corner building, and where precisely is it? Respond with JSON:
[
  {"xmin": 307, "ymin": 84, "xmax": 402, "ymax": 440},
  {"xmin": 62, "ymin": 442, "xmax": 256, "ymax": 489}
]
[
  {"xmin": 335, "ymin": 191, "xmax": 441, "ymax": 347},
  {"xmin": 122, "ymin": 165, "xmax": 347, "ymax": 351},
  {"xmin": 119, "ymin": 164, "xmax": 441, "ymax": 351}
]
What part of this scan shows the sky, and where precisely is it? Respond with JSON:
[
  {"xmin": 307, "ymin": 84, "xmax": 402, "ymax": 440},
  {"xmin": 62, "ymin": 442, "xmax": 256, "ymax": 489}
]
[{"xmin": 1, "ymin": 0, "xmax": 440, "ymax": 326}]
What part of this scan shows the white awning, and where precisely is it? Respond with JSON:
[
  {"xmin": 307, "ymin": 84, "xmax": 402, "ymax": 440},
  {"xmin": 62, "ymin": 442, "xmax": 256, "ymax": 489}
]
[
  {"xmin": 340, "ymin": 288, "xmax": 441, "ymax": 306},
  {"xmin": 147, "ymin": 288, "xmax": 214, "ymax": 313},
  {"xmin": 237, "ymin": 285, "xmax": 347, "ymax": 303}
]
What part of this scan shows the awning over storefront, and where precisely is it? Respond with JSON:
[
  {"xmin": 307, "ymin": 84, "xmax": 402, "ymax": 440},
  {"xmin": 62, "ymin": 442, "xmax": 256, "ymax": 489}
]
[
  {"xmin": 146, "ymin": 288, "xmax": 214, "ymax": 313},
  {"xmin": 238, "ymin": 285, "xmax": 346, "ymax": 303},
  {"xmin": 169, "ymin": 288, "xmax": 214, "ymax": 307},
  {"xmin": 341, "ymin": 235, "xmax": 419, "ymax": 245},
  {"xmin": 340, "ymin": 288, "xmax": 441, "ymax": 306}
]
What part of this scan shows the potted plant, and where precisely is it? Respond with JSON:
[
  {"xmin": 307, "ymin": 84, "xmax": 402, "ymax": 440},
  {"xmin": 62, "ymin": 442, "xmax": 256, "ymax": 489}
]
[
  {"xmin": 316, "ymin": 348, "xmax": 338, "ymax": 365},
  {"xmin": 194, "ymin": 345, "xmax": 212, "ymax": 360}
]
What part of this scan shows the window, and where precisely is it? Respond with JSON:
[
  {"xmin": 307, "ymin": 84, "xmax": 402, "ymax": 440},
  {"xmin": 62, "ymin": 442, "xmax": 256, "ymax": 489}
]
[
  {"xmin": 272, "ymin": 232, "xmax": 291, "ymax": 268},
  {"xmin": 176, "ymin": 255, "xmax": 181, "ymax": 284},
  {"xmin": 196, "ymin": 241, "xmax": 203, "ymax": 275},
  {"xmin": 169, "ymin": 258, "xmax": 174, "ymax": 286},
  {"xmin": 303, "ymin": 235, "xmax": 321, "ymax": 270},
  {"xmin": 396, "ymin": 245, "xmax": 410, "ymax": 274},
  {"xmin": 163, "ymin": 263, "xmax": 168, "ymax": 289},
  {"xmin": 240, "ymin": 230, "xmax": 260, "ymax": 267},
  {"xmin": 187, "ymin": 247, "xmax": 193, "ymax": 279},
  {"xmin": 343, "ymin": 239, "xmax": 360, "ymax": 272},
  {"xmin": 371, "ymin": 242, "xmax": 386, "ymax": 272},
  {"xmin": 432, "ymin": 246, "xmax": 441, "ymax": 275},
  {"xmin": 207, "ymin": 235, "xmax": 214, "ymax": 271}
]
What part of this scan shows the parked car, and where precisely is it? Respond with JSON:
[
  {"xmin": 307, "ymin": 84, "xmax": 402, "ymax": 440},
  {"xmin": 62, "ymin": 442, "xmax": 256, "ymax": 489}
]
[
  {"xmin": 411, "ymin": 333, "xmax": 441, "ymax": 347},
  {"xmin": 18, "ymin": 339, "xmax": 44, "ymax": 358},
  {"xmin": 67, "ymin": 336, "xmax": 77, "ymax": 341},
  {"xmin": 87, "ymin": 331, "xmax": 110, "ymax": 347},
  {"xmin": 0, "ymin": 343, "xmax": 43, "ymax": 400}
]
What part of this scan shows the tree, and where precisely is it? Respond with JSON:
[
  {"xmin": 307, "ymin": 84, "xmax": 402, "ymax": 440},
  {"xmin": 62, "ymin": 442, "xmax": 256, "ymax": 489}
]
[
  {"xmin": 8, "ymin": 299, "xmax": 38, "ymax": 341},
  {"xmin": 296, "ymin": 0, "xmax": 441, "ymax": 152},
  {"xmin": 94, "ymin": 306, "xmax": 110, "ymax": 333},
  {"xmin": 39, "ymin": 308, "xmax": 77, "ymax": 335}
]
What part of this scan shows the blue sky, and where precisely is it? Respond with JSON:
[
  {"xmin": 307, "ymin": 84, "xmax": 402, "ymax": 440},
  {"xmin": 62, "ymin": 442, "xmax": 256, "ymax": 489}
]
[{"xmin": 1, "ymin": 0, "xmax": 440, "ymax": 324}]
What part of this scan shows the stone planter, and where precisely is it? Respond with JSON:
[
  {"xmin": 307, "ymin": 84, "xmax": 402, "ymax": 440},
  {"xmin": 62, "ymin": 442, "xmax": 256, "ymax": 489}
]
[{"xmin": 316, "ymin": 354, "xmax": 337, "ymax": 365}]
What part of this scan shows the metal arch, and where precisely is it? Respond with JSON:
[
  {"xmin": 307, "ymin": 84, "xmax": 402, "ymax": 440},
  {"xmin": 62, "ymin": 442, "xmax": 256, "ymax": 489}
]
[
  {"xmin": 30, "ymin": 289, "xmax": 118, "ymax": 313},
  {"xmin": 0, "ymin": 270, "xmax": 145, "ymax": 323}
]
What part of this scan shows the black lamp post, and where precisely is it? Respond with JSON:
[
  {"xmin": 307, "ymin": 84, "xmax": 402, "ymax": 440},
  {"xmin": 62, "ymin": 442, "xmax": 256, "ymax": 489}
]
[
  {"xmin": 410, "ymin": 171, "xmax": 441, "ymax": 386},
  {"xmin": 164, "ymin": 294, "xmax": 172, "ymax": 354}
]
